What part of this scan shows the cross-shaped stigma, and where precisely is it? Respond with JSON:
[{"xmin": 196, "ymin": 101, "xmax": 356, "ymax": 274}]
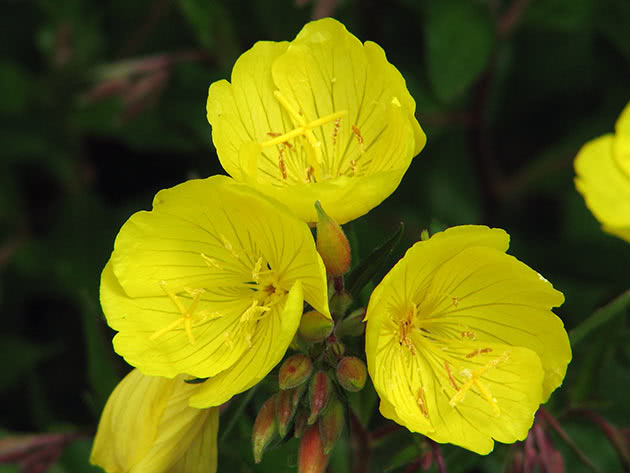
[{"xmin": 150, "ymin": 281, "xmax": 206, "ymax": 345}]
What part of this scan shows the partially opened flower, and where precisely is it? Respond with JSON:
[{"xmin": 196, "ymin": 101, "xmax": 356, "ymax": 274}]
[
  {"xmin": 100, "ymin": 175, "xmax": 329, "ymax": 407},
  {"xmin": 574, "ymin": 101, "xmax": 630, "ymax": 242},
  {"xmin": 91, "ymin": 369, "xmax": 219, "ymax": 473},
  {"xmin": 365, "ymin": 226, "xmax": 571, "ymax": 454},
  {"xmin": 207, "ymin": 18, "xmax": 426, "ymax": 224}
]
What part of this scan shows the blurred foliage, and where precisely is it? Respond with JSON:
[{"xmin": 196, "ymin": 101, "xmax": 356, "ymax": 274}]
[{"xmin": 1, "ymin": 0, "xmax": 629, "ymax": 472}]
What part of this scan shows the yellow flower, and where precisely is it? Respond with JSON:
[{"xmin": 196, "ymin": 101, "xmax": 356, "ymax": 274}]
[
  {"xmin": 90, "ymin": 369, "xmax": 219, "ymax": 473},
  {"xmin": 574, "ymin": 101, "xmax": 630, "ymax": 242},
  {"xmin": 100, "ymin": 175, "xmax": 329, "ymax": 407},
  {"xmin": 364, "ymin": 226, "xmax": 571, "ymax": 454},
  {"xmin": 206, "ymin": 18, "xmax": 426, "ymax": 225}
]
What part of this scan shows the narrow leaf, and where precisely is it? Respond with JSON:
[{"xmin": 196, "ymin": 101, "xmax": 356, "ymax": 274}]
[{"xmin": 345, "ymin": 223, "xmax": 404, "ymax": 298}]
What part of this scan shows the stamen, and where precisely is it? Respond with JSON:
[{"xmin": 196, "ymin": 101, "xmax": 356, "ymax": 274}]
[
  {"xmin": 465, "ymin": 347, "xmax": 493, "ymax": 359},
  {"xmin": 444, "ymin": 361, "xmax": 458, "ymax": 390},
  {"xmin": 200, "ymin": 253, "xmax": 222, "ymax": 269},
  {"xmin": 331, "ymin": 118, "xmax": 341, "ymax": 145},
  {"xmin": 452, "ymin": 296, "xmax": 459, "ymax": 307},
  {"xmin": 278, "ymin": 148, "xmax": 288, "ymax": 179},
  {"xmin": 252, "ymin": 257, "xmax": 263, "ymax": 282},
  {"xmin": 461, "ymin": 330, "xmax": 476, "ymax": 339},
  {"xmin": 352, "ymin": 125, "xmax": 365, "ymax": 153},
  {"xmin": 417, "ymin": 387, "xmax": 429, "ymax": 418},
  {"xmin": 306, "ymin": 166, "xmax": 315, "ymax": 183}
]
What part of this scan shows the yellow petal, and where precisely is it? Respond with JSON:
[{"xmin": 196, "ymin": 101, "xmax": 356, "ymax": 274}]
[
  {"xmin": 102, "ymin": 176, "xmax": 328, "ymax": 379},
  {"xmin": 613, "ymin": 101, "xmax": 630, "ymax": 178},
  {"xmin": 365, "ymin": 225, "xmax": 570, "ymax": 454},
  {"xmin": 575, "ymin": 134, "xmax": 630, "ymax": 232},
  {"xmin": 169, "ymin": 407, "xmax": 219, "ymax": 473},
  {"xmin": 189, "ymin": 281, "xmax": 303, "ymax": 407},
  {"xmin": 91, "ymin": 370, "xmax": 217, "ymax": 473},
  {"xmin": 206, "ymin": 18, "xmax": 425, "ymax": 224},
  {"xmin": 91, "ymin": 369, "xmax": 174, "ymax": 472},
  {"xmin": 207, "ymin": 41, "xmax": 289, "ymax": 181}
]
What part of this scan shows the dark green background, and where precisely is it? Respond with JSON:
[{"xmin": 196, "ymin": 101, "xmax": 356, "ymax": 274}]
[{"xmin": 1, "ymin": 0, "xmax": 629, "ymax": 472}]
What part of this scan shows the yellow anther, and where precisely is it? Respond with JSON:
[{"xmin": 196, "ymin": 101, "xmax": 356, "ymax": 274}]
[
  {"xmin": 451, "ymin": 296, "xmax": 459, "ymax": 307},
  {"xmin": 461, "ymin": 330, "xmax": 476, "ymax": 339},
  {"xmin": 465, "ymin": 347, "xmax": 493, "ymax": 359},
  {"xmin": 352, "ymin": 125, "xmax": 365, "ymax": 154},
  {"xmin": 444, "ymin": 361, "xmax": 458, "ymax": 390},
  {"xmin": 152, "ymin": 281, "xmax": 205, "ymax": 345},
  {"xmin": 252, "ymin": 256, "xmax": 263, "ymax": 282},
  {"xmin": 417, "ymin": 387, "xmax": 429, "ymax": 418}
]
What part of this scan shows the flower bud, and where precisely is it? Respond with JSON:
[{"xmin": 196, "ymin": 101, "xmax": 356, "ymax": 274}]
[
  {"xmin": 329, "ymin": 289, "xmax": 353, "ymax": 318},
  {"xmin": 252, "ymin": 395, "xmax": 278, "ymax": 463},
  {"xmin": 318, "ymin": 397, "xmax": 344, "ymax": 454},
  {"xmin": 308, "ymin": 371, "xmax": 333, "ymax": 425},
  {"xmin": 294, "ymin": 411, "xmax": 308, "ymax": 439},
  {"xmin": 335, "ymin": 356, "xmax": 367, "ymax": 392},
  {"xmin": 279, "ymin": 354, "xmax": 313, "ymax": 390},
  {"xmin": 298, "ymin": 310, "xmax": 334, "ymax": 342},
  {"xmin": 328, "ymin": 340, "xmax": 345, "ymax": 360},
  {"xmin": 298, "ymin": 425, "xmax": 329, "ymax": 473},
  {"xmin": 315, "ymin": 201, "xmax": 351, "ymax": 277},
  {"xmin": 275, "ymin": 384, "xmax": 307, "ymax": 438},
  {"xmin": 335, "ymin": 308, "xmax": 366, "ymax": 337}
]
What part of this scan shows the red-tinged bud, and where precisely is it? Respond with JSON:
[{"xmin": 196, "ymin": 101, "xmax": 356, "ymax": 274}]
[
  {"xmin": 294, "ymin": 411, "xmax": 308, "ymax": 439},
  {"xmin": 308, "ymin": 371, "xmax": 333, "ymax": 425},
  {"xmin": 252, "ymin": 395, "xmax": 278, "ymax": 463},
  {"xmin": 318, "ymin": 397, "xmax": 344, "ymax": 454},
  {"xmin": 276, "ymin": 384, "xmax": 307, "ymax": 438},
  {"xmin": 335, "ymin": 308, "xmax": 366, "ymax": 337},
  {"xmin": 315, "ymin": 201, "xmax": 351, "ymax": 277},
  {"xmin": 336, "ymin": 356, "xmax": 367, "ymax": 392},
  {"xmin": 298, "ymin": 425, "xmax": 329, "ymax": 473},
  {"xmin": 279, "ymin": 354, "xmax": 313, "ymax": 390},
  {"xmin": 329, "ymin": 289, "xmax": 353, "ymax": 318},
  {"xmin": 298, "ymin": 311, "xmax": 334, "ymax": 342}
]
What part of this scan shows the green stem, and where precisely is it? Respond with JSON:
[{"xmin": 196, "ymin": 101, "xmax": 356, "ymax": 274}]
[
  {"xmin": 219, "ymin": 384, "xmax": 260, "ymax": 445},
  {"xmin": 570, "ymin": 289, "xmax": 630, "ymax": 346}
]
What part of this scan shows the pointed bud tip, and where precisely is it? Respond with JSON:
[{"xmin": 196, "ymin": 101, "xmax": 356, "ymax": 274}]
[
  {"xmin": 315, "ymin": 202, "xmax": 351, "ymax": 277},
  {"xmin": 252, "ymin": 395, "xmax": 278, "ymax": 463}
]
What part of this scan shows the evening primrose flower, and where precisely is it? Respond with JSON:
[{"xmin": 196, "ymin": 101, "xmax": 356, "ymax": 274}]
[
  {"xmin": 91, "ymin": 369, "xmax": 219, "ymax": 473},
  {"xmin": 365, "ymin": 226, "xmax": 571, "ymax": 454},
  {"xmin": 100, "ymin": 175, "xmax": 329, "ymax": 407},
  {"xmin": 206, "ymin": 18, "xmax": 426, "ymax": 224},
  {"xmin": 574, "ymin": 102, "xmax": 630, "ymax": 242}
]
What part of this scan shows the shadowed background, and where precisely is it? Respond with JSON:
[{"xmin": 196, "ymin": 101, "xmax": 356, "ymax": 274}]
[{"xmin": 1, "ymin": 0, "xmax": 629, "ymax": 472}]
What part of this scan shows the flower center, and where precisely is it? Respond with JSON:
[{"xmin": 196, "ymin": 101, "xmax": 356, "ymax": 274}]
[
  {"xmin": 257, "ymin": 90, "xmax": 367, "ymax": 183},
  {"xmin": 392, "ymin": 293, "xmax": 507, "ymax": 418}
]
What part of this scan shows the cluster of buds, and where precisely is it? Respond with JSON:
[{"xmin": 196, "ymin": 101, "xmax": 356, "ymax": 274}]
[
  {"xmin": 252, "ymin": 351, "xmax": 367, "ymax": 471},
  {"xmin": 252, "ymin": 201, "xmax": 369, "ymax": 472}
]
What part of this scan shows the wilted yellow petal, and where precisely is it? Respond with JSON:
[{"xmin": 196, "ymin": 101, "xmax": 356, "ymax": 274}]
[{"xmin": 90, "ymin": 370, "xmax": 218, "ymax": 473}]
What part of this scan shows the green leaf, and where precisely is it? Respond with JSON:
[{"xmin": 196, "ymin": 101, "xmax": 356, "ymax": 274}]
[
  {"xmin": 0, "ymin": 337, "xmax": 59, "ymax": 393},
  {"xmin": 424, "ymin": 0, "xmax": 495, "ymax": 102},
  {"xmin": 523, "ymin": 0, "xmax": 593, "ymax": 31},
  {"xmin": 570, "ymin": 289, "xmax": 630, "ymax": 347},
  {"xmin": 345, "ymin": 223, "xmax": 404, "ymax": 299}
]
